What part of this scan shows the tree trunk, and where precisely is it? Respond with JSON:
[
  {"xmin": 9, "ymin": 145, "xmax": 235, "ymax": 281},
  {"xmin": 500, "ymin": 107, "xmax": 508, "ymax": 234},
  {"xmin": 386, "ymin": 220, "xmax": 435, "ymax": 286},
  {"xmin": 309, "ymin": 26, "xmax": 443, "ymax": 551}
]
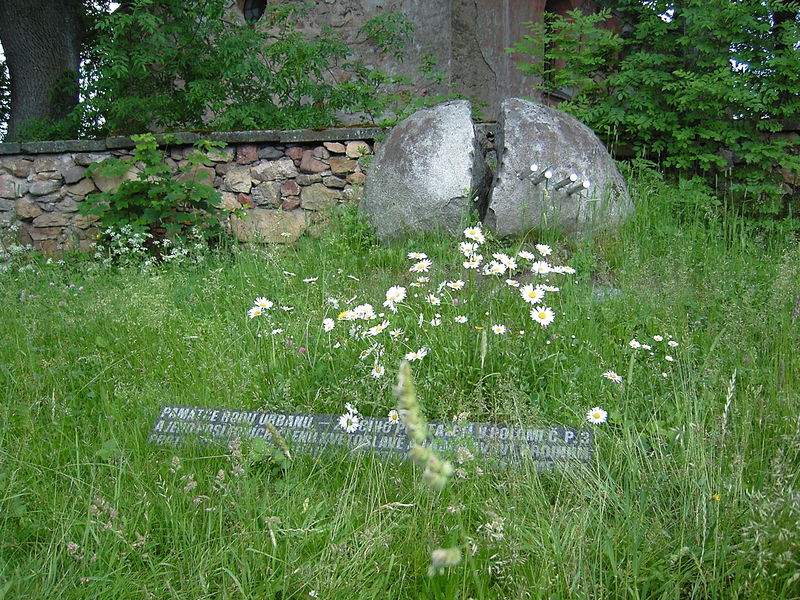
[{"xmin": 0, "ymin": 0, "xmax": 85, "ymax": 140}]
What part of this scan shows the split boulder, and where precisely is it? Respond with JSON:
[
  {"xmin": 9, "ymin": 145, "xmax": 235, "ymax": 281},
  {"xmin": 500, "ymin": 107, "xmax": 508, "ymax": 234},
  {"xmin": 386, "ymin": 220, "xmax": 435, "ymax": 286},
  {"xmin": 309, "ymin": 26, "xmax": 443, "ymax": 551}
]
[{"xmin": 361, "ymin": 100, "xmax": 491, "ymax": 242}]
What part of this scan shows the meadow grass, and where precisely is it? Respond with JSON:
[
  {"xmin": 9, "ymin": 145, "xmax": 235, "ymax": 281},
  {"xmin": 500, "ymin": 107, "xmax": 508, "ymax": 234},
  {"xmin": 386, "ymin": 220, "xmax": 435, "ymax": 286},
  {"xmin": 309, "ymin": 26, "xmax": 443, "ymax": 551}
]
[{"xmin": 1, "ymin": 171, "xmax": 798, "ymax": 599}]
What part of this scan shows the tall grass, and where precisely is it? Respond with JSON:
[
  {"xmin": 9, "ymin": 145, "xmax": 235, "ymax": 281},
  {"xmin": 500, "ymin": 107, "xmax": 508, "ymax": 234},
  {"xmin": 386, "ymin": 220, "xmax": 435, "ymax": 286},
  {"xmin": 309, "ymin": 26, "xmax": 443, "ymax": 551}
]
[{"xmin": 1, "ymin": 171, "xmax": 798, "ymax": 599}]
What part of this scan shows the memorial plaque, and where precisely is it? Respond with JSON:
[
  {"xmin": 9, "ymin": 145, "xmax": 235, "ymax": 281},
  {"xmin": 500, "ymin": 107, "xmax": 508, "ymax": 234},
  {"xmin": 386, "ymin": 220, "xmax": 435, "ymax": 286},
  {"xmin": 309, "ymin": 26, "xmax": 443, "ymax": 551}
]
[{"xmin": 148, "ymin": 404, "xmax": 593, "ymax": 470}]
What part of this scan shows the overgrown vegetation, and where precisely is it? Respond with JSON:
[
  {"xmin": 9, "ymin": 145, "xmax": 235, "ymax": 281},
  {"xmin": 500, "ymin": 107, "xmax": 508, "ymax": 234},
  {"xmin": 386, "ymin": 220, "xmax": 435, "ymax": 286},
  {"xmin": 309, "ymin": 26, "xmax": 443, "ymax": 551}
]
[
  {"xmin": 12, "ymin": 0, "xmax": 456, "ymax": 140},
  {"xmin": 1, "ymin": 173, "xmax": 798, "ymax": 598},
  {"xmin": 79, "ymin": 133, "xmax": 229, "ymax": 259},
  {"xmin": 509, "ymin": 0, "xmax": 800, "ymax": 216}
]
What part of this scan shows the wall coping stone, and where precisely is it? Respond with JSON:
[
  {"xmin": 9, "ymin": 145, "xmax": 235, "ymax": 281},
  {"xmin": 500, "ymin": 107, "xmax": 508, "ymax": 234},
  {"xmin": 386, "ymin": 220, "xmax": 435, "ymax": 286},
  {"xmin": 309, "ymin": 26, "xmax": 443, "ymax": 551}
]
[{"xmin": 0, "ymin": 124, "xmax": 497, "ymax": 156}]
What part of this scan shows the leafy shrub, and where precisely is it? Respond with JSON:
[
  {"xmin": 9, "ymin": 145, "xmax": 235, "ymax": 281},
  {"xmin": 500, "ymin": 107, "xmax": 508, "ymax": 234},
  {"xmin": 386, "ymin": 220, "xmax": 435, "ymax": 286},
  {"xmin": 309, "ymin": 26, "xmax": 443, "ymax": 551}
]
[
  {"xmin": 509, "ymin": 1, "xmax": 800, "ymax": 216},
  {"xmin": 79, "ymin": 133, "xmax": 229, "ymax": 257}
]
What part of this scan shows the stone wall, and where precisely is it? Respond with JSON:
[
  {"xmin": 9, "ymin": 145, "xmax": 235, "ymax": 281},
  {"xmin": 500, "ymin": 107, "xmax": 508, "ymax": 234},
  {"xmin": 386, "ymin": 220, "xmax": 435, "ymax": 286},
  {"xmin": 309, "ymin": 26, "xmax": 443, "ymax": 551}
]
[{"xmin": 0, "ymin": 127, "xmax": 387, "ymax": 253}]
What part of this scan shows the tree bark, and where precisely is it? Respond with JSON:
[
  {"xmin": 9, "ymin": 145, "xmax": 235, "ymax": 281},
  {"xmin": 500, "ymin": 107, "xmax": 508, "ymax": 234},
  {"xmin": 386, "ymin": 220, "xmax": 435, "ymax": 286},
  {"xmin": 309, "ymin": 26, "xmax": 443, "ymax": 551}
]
[{"xmin": 0, "ymin": 0, "xmax": 85, "ymax": 140}]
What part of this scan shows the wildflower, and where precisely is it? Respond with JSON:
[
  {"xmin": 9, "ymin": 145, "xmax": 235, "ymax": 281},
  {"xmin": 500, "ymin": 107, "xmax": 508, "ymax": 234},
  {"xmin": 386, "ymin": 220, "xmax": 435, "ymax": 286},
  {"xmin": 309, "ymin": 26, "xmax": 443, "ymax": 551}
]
[
  {"xmin": 505, "ymin": 279, "xmax": 520, "ymax": 287},
  {"xmin": 283, "ymin": 270, "xmax": 296, "ymax": 277},
  {"xmin": 459, "ymin": 241, "xmax": 478, "ymax": 256},
  {"xmin": 653, "ymin": 335, "xmax": 664, "ymax": 342},
  {"xmin": 358, "ymin": 349, "xmax": 372, "ymax": 360},
  {"xmin": 541, "ymin": 284, "xmax": 560, "ymax": 292},
  {"xmin": 668, "ymin": 340, "xmax": 679, "ymax": 348},
  {"xmin": 712, "ymin": 493, "xmax": 720, "ymax": 502},
  {"xmin": 354, "ymin": 304, "xmax": 376, "ymax": 320},
  {"xmin": 280, "ymin": 306, "xmax": 293, "ymax": 312},
  {"xmin": 388, "ymin": 409, "xmax": 401, "ymax": 424},
  {"xmin": 248, "ymin": 306, "xmax": 263, "ymax": 319},
  {"xmin": 366, "ymin": 320, "xmax": 390, "ymax": 336},
  {"xmin": 409, "ymin": 259, "xmax": 432, "ymax": 273},
  {"xmin": 561, "ymin": 265, "xmax": 576, "ymax": 274},
  {"xmin": 430, "ymin": 316, "xmax": 442, "ymax": 326},
  {"xmin": 389, "ymin": 328, "xmax": 403, "ymax": 339},
  {"xmin": 404, "ymin": 348, "xmax": 428, "ymax": 361},
  {"xmin": 492, "ymin": 324, "xmax": 506, "ymax": 335},
  {"xmin": 416, "ymin": 276, "xmax": 430, "ymax": 284},
  {"xmin": 254, "ymin": 297, "xmax": 273, "ymax": 309},
  {"xmin": 603, "ymin": 370, "xmax": 623, "ymax": 383},
  {"xmin": 425, "ymin": 294, "xmax": 441, "ymax": 306},
  {"xmin": 407, "ymin": 251, "xmax": 427, "ymax": 260},
  {"xmin": 446, "ymin": 280, "xmax": 465, "ymax": 290},
  {"xmin": 493, "ymin": 253, "xmax": 517, "ymax": 270},
  {"xmin": 454, "ymin": 315, "xmax": 468, "ymax": 324},
  {"xmin": 530, "ymin": 305, "xmax": 555, "ymax": 327},
  {"xmin": 641, "ymin": 343, "xmax": 652, "ymax": 350},
  {"xmin": 629, "ymin": 339, "xmax": 641, "ymax": 349},
  {"xmin": 323, "ymin": 318, "xmax": 335, "ymax": 332},
  {"xmin": 338, "ymin": 309, "xmax": 358, "ymax": 321},
  {"xmin": 463, "ymin": 256, "xmax": 481, "ymax": 269},
  {"xmin": 665, "ymin": 355, "xmax": 675, "ymax": 362},
  {"xmin": 338, "ymin": 412, "xmax": 360, "ymax": 433},
  {"xmin": 463, "ymin": 226, "xmax": 485, "ymax": 244},
  {"xmin": 517, "ymin": 250, "xmax": 536, "ymax": 260},
  {"xmin": 520, "ymin": 283, "xmax": 545, "ymax": 304},
  {"xmin": 586, "ymin": 406, "xmax": 608, "ymax": 424},
  {"xmin": 531, "ymin": 261, "xmax": 551, "ymax": 275},
  {"xmin": 271, "ymin": 328, "xmax": 283, "ymax": 335},
  {"xmin": 487, "ymin": 261, "xmax": 507, "ymax": 275},
  {"xmin": 371, "ymin": 364, "xmax": 385, "ymax": 378},
  {"xmin": 385, "ymin": 285, "xmax": 407, "ymax": 305},
  {"xmin": 536, "ymin": 243, "xmax": 553, "ymax": 256},
  {"xmin": 302, "ymin": 277, "xmax": 318, "ymax": 283},
  {"xmin": 347, "ymin": 275, "xmax": 361, "ymax": 281}
]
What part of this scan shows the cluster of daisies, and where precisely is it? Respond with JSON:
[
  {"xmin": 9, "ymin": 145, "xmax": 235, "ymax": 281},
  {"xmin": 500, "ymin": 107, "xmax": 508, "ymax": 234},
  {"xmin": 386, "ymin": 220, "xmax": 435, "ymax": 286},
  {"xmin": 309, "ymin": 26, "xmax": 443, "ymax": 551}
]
[{"xmin": 337, "ymin": 402, "xmax": 401, "ymax": 433}]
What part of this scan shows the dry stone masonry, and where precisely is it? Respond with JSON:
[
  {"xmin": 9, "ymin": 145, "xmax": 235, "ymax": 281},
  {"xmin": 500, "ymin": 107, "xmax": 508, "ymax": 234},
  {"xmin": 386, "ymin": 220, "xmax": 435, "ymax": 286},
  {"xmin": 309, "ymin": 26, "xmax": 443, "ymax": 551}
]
[{"xmin": 0, "ymin": 129, "xmax": 378, "ymax": 252}]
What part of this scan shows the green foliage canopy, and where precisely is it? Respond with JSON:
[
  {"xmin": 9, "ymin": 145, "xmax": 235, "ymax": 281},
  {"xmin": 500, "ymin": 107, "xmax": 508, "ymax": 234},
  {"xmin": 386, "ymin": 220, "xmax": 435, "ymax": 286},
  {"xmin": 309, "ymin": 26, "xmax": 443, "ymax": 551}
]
[{"xmin": 509, "ymin": 0, "xmax": 800, "ymax": 215}]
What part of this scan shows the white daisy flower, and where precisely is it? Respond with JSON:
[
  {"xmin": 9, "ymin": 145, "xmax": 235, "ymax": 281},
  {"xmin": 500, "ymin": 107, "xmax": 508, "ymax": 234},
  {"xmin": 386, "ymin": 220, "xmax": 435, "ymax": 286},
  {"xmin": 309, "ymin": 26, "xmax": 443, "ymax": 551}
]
[
  {"xmin": 354, "ymin": 304, "xmax": 376, "ymax": 320},
  {"xmin": 505, "ymin": 279, "xmax": 520, "ymax": 287},
  {"xmin": 404, "ymin": 348, "xmax": 428, "ymax": 361},
  {"xmin": 430, "ymin": 317, "xmax": 441, "ymax": 326},
  {"xmin": 302, "ymin": 277, "xmax": 318, "ymax": 283},
  {"xmin": 653, "ymin": 335, "xmax": 664, "ymax": 342},
  {"xmin": 371, "ymin": 363, "xmax": 385, "ymax": 378},
  {"xmin": 254, "ymin": 297, "xmax": 273, "ymax": 309},
  {"xmin": 389, "ymin": 328, "xmax": 403, "ymax": 339},
  {"xmin": 407, "ymin": 251, "xmax": 427, "ymax": 260},
  {"xmin": 586, "ymin": 407, "xmax": 608, "ymax": 424},
  {"xmin": 323, "ymin": 318, "xmax": 335, "ymax": 332},
  {"xmin": 517, "ymin": 250, "xmax": 536, "ymax": 261},
  {"xmin": 426, "ymin": 294, "xmax": 441, "ymax": 306},
  {"xmin": 665, "ymin": 355, "xmax": 675, "ymax": 362},
  {"xmin": 280, "ymin": 306, "xmax": 294, "ymax": 311},
  {"xmin": 641, "ymin": 344, "xmax": 652, "ymax": 350},
  {"xmin": 385, "ymin": 285, "xmax": 406, "ymax": 304},
  {"xmin": 541, "ymin": 285, "xmax": 560, "ymax": 292},
  {"xmin": 459, "ymin": 241, "xmax": 478, "ymax": 256},
  {"xmin": 454, "ymin": 315, "xmax": 468, "ymax": 324},
  {"xmin": 487, "ymin": 261, "xmax": 507, "ymax": 275},
  {"xmin": 561, "ymin": 266, "xmax": 576, "ymax": 274},
  {"xmin": 337, "ymin": 310, "xmax": 358, "ymax": 321},
  {"xmin": 409, "ymin": 259, "xmax": 432, "ymax": 273},
  {"xmin": 520, "ymin": 283, "xmax": 545, "ymax": 304},
  {"xmin": 668, "ymin": 340, "xmax": 679, "ymax": 348},
  {"xmin": 531, "ymin": 261, "xmax": 551, "ymax": 275},
  {"xmin": 463, "ymin": 226, "xmax": 485, "ymax": 244},
  {"xmin": 248, "ymin": 306, "xmax": 263, "ymax": 319},
  {"xmin": 603, "ymin": 371, "xmax": 623, "ymax": 383},
  {"xmin": 446, "ymin": 280, "xmax": 465, "ymax": 290},
  {"xmin": 282, "ymin": 270, "xmax": 296, "ymax": 277},
  {"xmin": 535, "ymin": 243, "xmax": 553, "ymax": 256},
  {"xmin": 387, "ymin": 409, "xmax": 401, "ymax": 425},
  {"xmin": 463, "ymin": 256, "xmax": 481, "ymax": 269},
  {"xmin": 366, "ymin": 320, "xmax": 390, "ymax": 336},
  {"xmin": 271, "ymin": 328, "xmax": 283, "ymax": 335},
  {"xmin": 629, "ymin": 339, "xmax": 641, "ymax": 349},
  {"xmin": 491, "ymin": 324, "xmax": 507, "ymax": 335},
  {"xmin": 530, "ymin": 305, "xmax": 555, "ymax": 328},
  {"xmin": 338, "ymin": 412, "xmax": 360, "ymax": 433}
]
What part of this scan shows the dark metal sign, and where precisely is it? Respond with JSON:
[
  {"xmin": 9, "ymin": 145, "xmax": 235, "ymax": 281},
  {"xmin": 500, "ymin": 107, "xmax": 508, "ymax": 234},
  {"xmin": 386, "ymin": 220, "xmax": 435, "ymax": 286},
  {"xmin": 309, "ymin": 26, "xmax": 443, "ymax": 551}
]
[{"xmin": 149, "ymin": 404, "xmax": 593, "ymax": 470}]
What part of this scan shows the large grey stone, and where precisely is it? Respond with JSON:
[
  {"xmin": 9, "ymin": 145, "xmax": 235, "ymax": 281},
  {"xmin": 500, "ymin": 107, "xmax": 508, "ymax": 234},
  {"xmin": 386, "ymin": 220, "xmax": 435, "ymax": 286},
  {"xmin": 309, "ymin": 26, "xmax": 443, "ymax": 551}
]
[
  {"xmin": 230, "ymin": 209, "xmax": 308, "ymax": 243},
  {"xmin": 485, "ymin": 98, "xmax": 633, "ymax": 238},
  {"xmin": 251, "ymin": 158, "xmax": 299, "ymax": 182},
  {"xmin": 361, "ymin": 100, "xmax": 491, "ymax": 242}
]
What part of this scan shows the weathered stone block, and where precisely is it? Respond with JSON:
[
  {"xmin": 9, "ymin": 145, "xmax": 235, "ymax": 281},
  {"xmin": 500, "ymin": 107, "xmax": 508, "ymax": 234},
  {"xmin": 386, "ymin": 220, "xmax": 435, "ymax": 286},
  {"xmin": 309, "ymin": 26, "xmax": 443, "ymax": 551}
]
[
  {"xmin": 323, "ymin": 176, "xmax": 346, "ymax": 189},
  {"xmin": 280, "ymin": 180, "xmax": 300, "ymax": 197},
  {"xmin": 251, "ymin": 158, "xmax": 299, "ymax": 182},
  {"xmin": 224, "ymin": 166, "xmax": 252, "ymax": 193},
  {"xmin": 236, "ymin": 144, "xmax": 258, "ymax": 164},
  {"xmin": 299, "ymin": 150, "xmax": 328, "ymax": 174},
  {"xmin": 56, "ymin": 198, "xmax": 80, "ymax": 213},
  {"xmin": 33, "ymin": 157, "xmax": 61, "ymax": 173},
  {"xmin": 29, "ymin": 179, "xmax": 63, "ymax": 196},
  {"xmin": 301, "ymin": 183, "xmax": 342, "ymax": 210},
  {"xmin": 329, "ymin": 156, "xmax": 357, "ymax": 175},
  {"xmin": 33, "ymin": 212, "xmax": 70, "ymax": 227},
  {"xmin": 66, "ymin": 179, "xmax": 97, "ymax": 196},
  {"xmin": 361, "ymin": 100, "xmax": 491, "ymax": 242},
  {"xmin": 252, "ymin": 182, "xmax": 280, "ymax": 207},
  {"xmin": 63, "ymin": 165, "xmax": 87, "ymax": 184},
  {"xmin": 72, "ymin": 213, "xmax": 99, "ymax": 229},
  {"xmin": 0, "ymin": 173, "xmax": 26, "ymax": 198},
  {"xmin": 347, "ymin": 172, "xmax": 366, "ymax": 185},
  {"xmin": 92, "ymin": 166, "xmax": 140, "ymax": 193},
  {"xmin": 346, "ymin": 141, "xmax": 370, "ymax": 158},
  {"xmin": 207, "ymin": 147, "xmax": 235, "ymax": 163},
  {"xmin": 176, "ymin": 165, "xmax": 215, "ymax": 184},
  {"xmin": 230, "ymin": 209, "xmax": 308, "ymax": 243},
  {"xmin": 3, "ymin": 158, "xmax": 32, "ymax": 177},
  {"xmin": 485, "ymin": 98, "xmax": 633, "ymax": 238},
  {"xmin": 296, "ymin": 174, "xmax": 322, "ymax": 186},
  {"xmin": 74, "ymin": 152, "xmax": 113, "ymax": 166},
  {"xmin": 257, "ymin": 146, "xmax": 284, "ymax": 160},
  {"xmin": 323, "ymin": 142, "xmax": 346, "ymax": 153},
  {"xmin": 312, "ymin": 146, "xmax": 330, "ymax": 159}
]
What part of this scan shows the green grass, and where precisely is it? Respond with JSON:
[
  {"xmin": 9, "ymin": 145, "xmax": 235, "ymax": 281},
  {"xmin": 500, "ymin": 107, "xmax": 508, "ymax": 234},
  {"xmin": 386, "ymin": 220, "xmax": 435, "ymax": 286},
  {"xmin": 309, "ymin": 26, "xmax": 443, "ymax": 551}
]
[{"xmin": 1, "ymin": 173, "xmax": 799, "ymax": 599}]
